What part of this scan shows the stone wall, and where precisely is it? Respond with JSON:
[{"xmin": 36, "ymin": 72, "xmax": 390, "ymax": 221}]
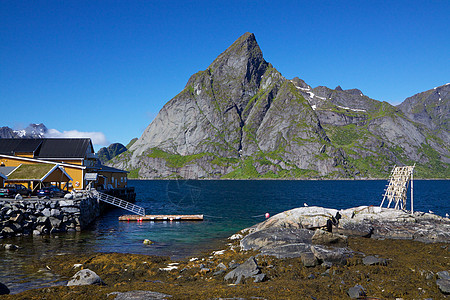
[{"xmin": 0, "ymin": 196, "xmax": 100, "ymax": 238}]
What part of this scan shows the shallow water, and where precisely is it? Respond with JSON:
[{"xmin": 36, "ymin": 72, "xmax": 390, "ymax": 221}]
[{"xmin": 1, "ymin": 179, "xmax": 448, "ymax": 293}]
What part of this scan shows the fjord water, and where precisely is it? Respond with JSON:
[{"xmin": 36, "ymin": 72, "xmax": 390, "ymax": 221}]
[{"xmin": 1, "ymin": 180, "xmax": 449, "ymax": 293}]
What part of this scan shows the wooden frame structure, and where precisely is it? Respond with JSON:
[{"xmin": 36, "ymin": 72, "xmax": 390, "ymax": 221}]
[{"xmin": 380, "ymin": 165, "xmax": 415, "ymax": 212}]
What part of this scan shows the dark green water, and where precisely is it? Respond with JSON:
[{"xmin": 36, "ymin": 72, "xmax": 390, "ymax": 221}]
[{"xmin": 1, "ymin": 180, "xmax": 448, "ymax": 293}]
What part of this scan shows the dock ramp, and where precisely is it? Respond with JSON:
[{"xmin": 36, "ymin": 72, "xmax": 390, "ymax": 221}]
[{"xmin": 92, "ymin": 190, "xmax": 145, "ymax": 216}]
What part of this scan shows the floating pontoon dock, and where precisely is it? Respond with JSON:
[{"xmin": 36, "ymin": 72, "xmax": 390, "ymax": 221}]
[{"xmin": 119, "ymin": 214, "xmax": 204, "ymax": 221}]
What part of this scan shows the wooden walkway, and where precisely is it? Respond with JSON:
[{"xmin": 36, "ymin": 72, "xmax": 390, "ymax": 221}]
[{"xmin": 119, "ymin": 214, "xmax": 204, "ymax": 222}]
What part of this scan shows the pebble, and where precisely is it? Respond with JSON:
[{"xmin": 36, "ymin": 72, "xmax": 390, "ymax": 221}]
[{"xmin": 347, "ymin": 284, "xmax": 366, "ymax": 299}]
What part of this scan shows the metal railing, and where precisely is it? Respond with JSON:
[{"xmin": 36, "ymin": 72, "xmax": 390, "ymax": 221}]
[{"xmin": 92, "ymin": 190, "xmax": 145, "ymax": 216}]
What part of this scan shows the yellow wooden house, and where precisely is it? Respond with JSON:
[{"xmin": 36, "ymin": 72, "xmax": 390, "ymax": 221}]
[{"xmin": 0, "ymin": 138, "xmax": 128, "ymax": 192}]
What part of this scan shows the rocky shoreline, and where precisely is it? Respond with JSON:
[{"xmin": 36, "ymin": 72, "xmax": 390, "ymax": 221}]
[
  {"xmin": 0, "ymin": 194, "xmax": 100, "ymax": 238},
  {"xmin": 1, "ymin": 206, "xmax": 449, "ymax": 299}
]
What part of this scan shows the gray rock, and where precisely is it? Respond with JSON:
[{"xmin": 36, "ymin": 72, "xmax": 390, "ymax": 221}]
[
  {"xmin": 311, "ymin": 245, "xmax": 354, "ymax": 265},
  {"xmin": 49, "ymin": 217, "xmax": 62, "ymax": 228},
  {"xmin": 64, "ymin": 193, "xmax": 74, "ymax": 200},
  {"xmin": 311, "ymin": 229, "xmax": 348, "ymax": 247},
  {"xmin": 436, "ymin": 279, "xmax": 450, "ymax": 295},
  {"xmin": 60, "ymin": 198, "xmax": 74, "ymax": 205},
  {"xmin": 240, "ymin": 227, "xmax": 314, "ymax": 251},
  {"xmin": 50, "ymin": 209, "xmax": 61, "ymax": 217},
  {"xmin": 253, "ymin": 273, "xmax": 266, "ymax": 283},
  {"xmin": 437, "ymin": 270, "xmax": 450, "ymax": 280},
  {"xmin": 14, "ymin": 194, "xmax": 22, "ymax": 200},
  {"xmin": 1, "ymin": 227, "xmax": 15, "ymax": 236},
  {"xmin": 224, "ymin": 256, "xmax": 260, "ymax": 284},
  {"xmin": 37, "ymin": 216, "xmax": 49, "ymax": 224},
  {"xmin": 347, "ymin": 284, "xmax": 366, "ymax": 298},
  {"xmin": 362, "ymin": 255, "xmax": 387, "ymax": 266},
  {"xmin": 334, "ymin": 222, "xmax": 373, "ymax": 238},
  {"xmin": 4, "ymin": 244, "xmax": 18, "ymax": 250},
  {"xmin": 67, "ymin": 269, "xmax": 105, "ymax": 286},
  {"xmin": 42, "ymin": 208, "xmax": 51, "ymax": 217},
  {"xmin": 301, "ymin": 252, "xmax": 317, "ymax": 267},
  {"xmin": 213, "ymin": 269, "xmax": 226, "ymax": 276},
  {"xmin": 61, "ymin": 207, "xmax": 80, "ymax": 214},
  {"xmin": 0, "ymin": 282, "xmax": 10, "ymax": 295},
  {"xmin": 259, "ymin": 243, "xmax": 312, "ymax": 259},
  {"xmin": 109, "ymin": 290, "xmax": 172, "ymax": 299}
]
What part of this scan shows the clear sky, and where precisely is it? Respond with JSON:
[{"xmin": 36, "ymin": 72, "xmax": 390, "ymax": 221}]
[{"xmin": 1, "ymin": 0, "xmax": 449, "ymax": 149}]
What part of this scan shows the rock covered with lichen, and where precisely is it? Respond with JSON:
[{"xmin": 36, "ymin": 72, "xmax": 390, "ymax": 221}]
[
  {"xmin": 236, "ymin": 206, "xmax": 449, "ymax": 267},
  {"xmin": 247, "ymin": 206, "xmax": 450, "ymax": 243}
]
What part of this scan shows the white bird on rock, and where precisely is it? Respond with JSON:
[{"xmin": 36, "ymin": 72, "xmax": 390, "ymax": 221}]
[
  {"xmin": 428, "ymin": 210, "xmax": 434, "ymax": 214},
  {"xmin": 304, "ymin": 203, "xmax": 308, "ymax": 207},
  {"xmin": 446, "ymin": 213, "xmax": 449, "ymax": 218}
]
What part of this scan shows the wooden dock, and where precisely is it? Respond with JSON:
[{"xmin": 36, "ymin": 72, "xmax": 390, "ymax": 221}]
[{"xmin": 119, "ymin": 214, "xmax": 204, "ymax": 222}]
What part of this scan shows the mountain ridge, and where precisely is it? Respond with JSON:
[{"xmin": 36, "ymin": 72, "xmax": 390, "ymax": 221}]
[
  {"xmin": 108, "ymin": 33, "xmax": 449, "ymax": 179},
  {"xmin": 0, "ymin": 124, "xmax": 48, "ymax": 139}
]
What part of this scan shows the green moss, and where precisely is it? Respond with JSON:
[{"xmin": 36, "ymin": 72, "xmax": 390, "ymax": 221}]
[
  {"xmin": 146, "ymin": 148, "xmax": 206, "ymax": 168},
  {"xmin": 8, "ymin": 164, "xmax": 54, "ymax": 179},
  {"xmin": 128, "ymin": 168, "xmax": 140, "ymax": 179},
  {"xmin": 327, "ymin": 124, "xmax": 365, "ymax": 147},
  {"xmin": 222, "ymin": 158, "xmax": 260, "ymax": 179},
  {"xmin": 414, "ymin": 143, "xmax": 450, "ymax": 178}
]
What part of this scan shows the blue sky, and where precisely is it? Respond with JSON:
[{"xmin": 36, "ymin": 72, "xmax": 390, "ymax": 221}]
[{"xmin": 1, "ymin": 0, "xmax": 449, "ymax": 149}]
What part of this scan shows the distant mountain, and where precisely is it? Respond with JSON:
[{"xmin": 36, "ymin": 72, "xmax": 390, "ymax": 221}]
[
  {"xmin": 108, "ymin": 33, "xmax": 449, "ymax": 179},
  {"xmin": 397, "ymin": 84, "xmax": 449, "ymax": 146},
  {"xmin": 0, "ymin": 123, "xmax": 48, "ymax": 139},
  {"xmin": 97, "ymin": 143, "xmax": 127, "ymax": 164}
]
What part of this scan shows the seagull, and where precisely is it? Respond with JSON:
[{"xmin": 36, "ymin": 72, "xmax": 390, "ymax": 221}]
[
  {"xmin": 304, "ymin": 203, "xmax": 308, "ymax": 207},
  {"xmin": 428, "ymin": 210, "xmax": 434, "ymax": 214},
  {"xmin": 446, "ymin": 213, "xmax": 449, "ymax": 218}
]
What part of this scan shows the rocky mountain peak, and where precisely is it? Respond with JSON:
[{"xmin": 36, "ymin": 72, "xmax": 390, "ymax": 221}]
[
  {"xmin": 207, "ymin": 32, "xmax": 268, "ymax": 85},
  {"xmin": 345, "ymin": 88, "xmax": 363, "ymax": 96},
  {"xmin": 0, "ymin": 123, "xmax": 48, "ymax": 139},
  {"xmin": 291, "ymin": 77, "xmax": 311, "ymax": 90},
  {"xmin": 113, "ymin": 33, "xmax": 449, "ymax": 180}
]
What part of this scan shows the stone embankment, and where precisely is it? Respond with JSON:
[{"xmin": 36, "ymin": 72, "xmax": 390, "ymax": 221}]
[{"xmin": 0, "ymin": 193, "xmax": 100, "ymax": 238}]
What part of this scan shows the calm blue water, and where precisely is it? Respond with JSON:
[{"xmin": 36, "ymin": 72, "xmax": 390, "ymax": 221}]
[
  {"xmin": 1, "ymin": 180, "xmax": 448, "ymax": 293},
  {"xmin": 90, "ymin": 179, "xmax": 448, "ymax": 257}
]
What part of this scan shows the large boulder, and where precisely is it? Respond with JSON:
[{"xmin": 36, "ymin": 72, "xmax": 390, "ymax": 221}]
[
  {"xmin": 437, "ymin": 279, "xmax": 450, "ymax": 295},
  {"xmin": 224, "ymin": 256, "xmax": 263, "ymax": 284},
  {"xmin": 255, "ymin": 207, "xmax": 339, "ymax": 231},
  {"xmin": 240, "ymin": 227, "xmax": 314, "ymax": 251},
  {"xmin": 240, "ymin": 227, "xmax": 353, "ymax": 263},
  {"xmin": 67, "ymin": 269, "xmax": 105, "ymax": 286},
  {"xmin": 311, "ymin": 229, "xmax": 348, "ymax": 247}
]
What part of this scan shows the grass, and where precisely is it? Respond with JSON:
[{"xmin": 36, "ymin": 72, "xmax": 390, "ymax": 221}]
[
  {"xmin": 146, "ymin": 148, "xmax": 207, "ymax": 169},
  {"xmin": 128, "ymin": 168, "xmax": 140, "ymax": 179},
  {"xmin": 8, "ymin": 164, "xmax": 55, "ymax": 179}
]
